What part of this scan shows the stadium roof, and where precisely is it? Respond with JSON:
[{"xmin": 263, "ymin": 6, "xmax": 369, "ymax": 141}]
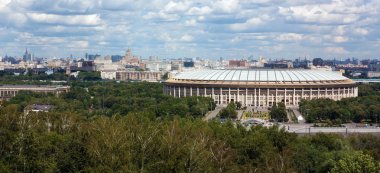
[{"xmin": 172, "ymin": 69, "xmax": 348, "ymax": 82}]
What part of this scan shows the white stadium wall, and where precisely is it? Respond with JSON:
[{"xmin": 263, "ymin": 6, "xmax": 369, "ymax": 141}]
[{"xmin": 164, "ymin": 69, "xmax": 358, "ymax": 107}]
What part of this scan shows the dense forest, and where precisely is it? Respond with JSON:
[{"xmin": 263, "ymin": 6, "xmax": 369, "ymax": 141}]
[
  {"xmin": 0, "ymin": 74, "xmax": 380, "ymax": 172},
  {"xmin": 300, "ymin": 83, "xmax": 380, "ymax": 124}
]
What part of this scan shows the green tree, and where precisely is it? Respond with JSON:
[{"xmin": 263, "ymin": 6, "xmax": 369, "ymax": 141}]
[
  {"xmin": 219, "ymin": 102, "xmax": 238, "ymax": 119},
  {"xmin": 235, "ymin": 101, "xmax": 242, "ymax": 110},
  {"xmin": 270, "ymin": 102, "xmax": 288, "ymax": 122},
  {"xmin": 330, "ymin": 151, "xmax": 377, "ymax": 173}
]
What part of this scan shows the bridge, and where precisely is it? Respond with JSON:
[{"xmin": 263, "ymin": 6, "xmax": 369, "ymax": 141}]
[{"xmin": 352, "ymin": 79, "xmax": 380, "ymax": 83}]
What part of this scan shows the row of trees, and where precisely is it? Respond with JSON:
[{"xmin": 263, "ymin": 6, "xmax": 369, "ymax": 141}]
[
  {"xmin": 300, "ymin": 83, "xmax": 380, "ymax": 124},
  {"xmin": 0, "ymin": 71, "xmax": 101, "ymax": 85},
  {"xmin": 0, "ymin": 108, "xmax": 379, "ymax": 172},
  {"xmin": 6, "ymin": 81, "xmax": 216, "ymax": 119}
]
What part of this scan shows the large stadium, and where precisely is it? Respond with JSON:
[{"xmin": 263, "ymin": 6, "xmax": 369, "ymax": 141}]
[{"xmin": 164, "ymin": 69, "xmax": 358, "ymax": 107}]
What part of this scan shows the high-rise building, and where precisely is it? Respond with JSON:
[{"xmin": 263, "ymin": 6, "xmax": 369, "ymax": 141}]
[
  {"xmin": 66, "ymin": 59, "xmax": 71, "ymax": 75},
  {"xmin": 23, "ymin": 49, "xmax": 33, "ymax": 62},
  {"xmin": 121, "ymin": 48, "xmax": 140, "ymax": 65},
  {"xmin": 312, "ymin": 58, "xmax": 324, "ymax": 66}
]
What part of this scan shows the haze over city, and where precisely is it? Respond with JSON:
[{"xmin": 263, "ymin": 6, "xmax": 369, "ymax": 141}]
[{"xmin": 1, "ymin": 0, "xmax": 380, "ymax": 59}]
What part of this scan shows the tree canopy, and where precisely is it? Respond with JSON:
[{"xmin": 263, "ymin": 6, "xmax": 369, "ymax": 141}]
[
  {"xmin": 270, "ymin": 102, "xmax": 288, "ymax": 122},
  {"xmin": 300, "ymin": 83, "xmax": 380, "ymax": 124},
  {"xmin": 0, "ymin": 80, "xmax": 379, "ymax": 172}
]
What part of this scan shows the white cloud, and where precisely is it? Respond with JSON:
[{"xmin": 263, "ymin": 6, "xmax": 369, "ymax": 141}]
[
  {"xmin": 325, "ymin": 47, "xmax": 349, "ymax": 54},
  {"xmin": 0, "ymin": 0, "xmax": 379, "ymax": 58},
  {"xmin": 334, "ymin": 26, "xmax": 347, "ymax": 35},
  {"xmin": 276, "ymin": 33, "xmax": 304, "ymax": 41},
  {"xmin": 187, "ymin": 6, "xmax": 212, "ymax": 15},
  {"xmin": 70, "ymin": 41, "xmax": 89, "ymax": 48},
  {"xmin": 159, "ymin": 33, "xmax": 173, "ymax": 42},
  {"xmin": 354, "ymin": 28, "xmax": 369, "ymax": 35},
  {"xmin": 229, "ymin": 17, "xmax": 264, "ymax": 31},
  {"xmin": 0, "ymin": 0, "xmax": 11, "ymax": 9},
  {"xmin": 231, "ymin": 34, "xmax": 269, "ymax": 43},
  {"xmin": 197, "ymin": 15, "xmax": 206, "ymax": 21},
  {"xmin": 185, "ymin": 19, "xmax": 197, "ymax": 26},
  {"xmin": 259, "ymin": 45, "xmax": 284, "ymax": 52},
  {"xmin": 143, "ymin": 11, "xmax": 180, "ymax": 21},
  {"xmin": 333, "ymin": 36, "xmax": 349, "ymax": 43},
  {"xmin": 278, "ymin": 5, "xmax": 360, "ymax": 24},
  {"xmin": 0, "ymin": 1, "xmax": 27, "ymax": 27},
  {"xmin": 164, "ymin": 1, "xmax": 191, "ymax": 13},
  {"xmin": 99, "ymin": 0, "xmax": 138, "ymax": 10},
  {"xmin": 19, "ymin": 34, "xmax": 66, "ymax": 45},
  {"xmin": 213, "ymin": 0, "xmax": 240, "ymax": 13},
  {"xmin": 27, "ymin": 13, "xmax": 101, "ymax": 26},
  {"xmin": 180, "ymin": 34, "xmax": 194, "ymax": 42}
]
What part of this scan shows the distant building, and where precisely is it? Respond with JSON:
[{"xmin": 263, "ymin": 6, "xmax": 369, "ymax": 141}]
[
  {"xmin": 116, "ymin": 71, "xmax": 162, "ymax": 82},
  {"xmin": 367, "ymin": 71, "xmax": 380, "ymax": 78},
  {"xmin": 229, "ymin": 60, "xmax": 248, "ymax": 68},
  {"xmin": 171, "ymin": 63, "xmax": 183, "ymax": 72},
  {"xmin": 66, "ymin": 59, "xmax": 71, "ymax": 75},
  {"xmin": 312, "ymin": 58, "xmax": 324, "ymax": 66},
  {"xmin": 183, "ymin": 61, "xmax": 195, "ymax": 68},
  {"xmin": 87, "ymin": 54, "xmax": 101, "ymax": 61},
  {"xmin": 120, "ymin": 48, "xmax": 140, "ymax": 66},
  {"xmin": 111, "ymin": 55, "xmax": 123, "ymax": 62},
  {"xmin": 23, "ymin": 49, "xmax": 33, "ymax": 62},
  {"xmin": 293, "ymin": 58, "xmax": 311, "ymax": 69},
  {"xmin": 47, "ymin": 59, "xmax": 65, "ymax": 68},
  {"xmin": 145, "ymin": 61, "xmax": 171, "ymax": 72},
  {"xmin": 0, "ymin": 85, "xmax": 70, "ymax": 100},
  {"xmin": 264, "ymin": 60, "xmax": 293, "ymax": 69},
  {"xmin": 323, "ymin": 60, "xmax": 336, "ymax": 67},
  {"xmin": 101, "ymin": 70, "xmax": 117, "ymax": 80},
  {"xmin": 310, "ymin": 66, "xmax": 332, "ymax": 71},
  {"xmin": 359, "ymin": 59, "xmax": 371, "ymax": 66},
  {"xmin": 71, "ymin": 60, "xmax": 96, "ymax": 72},
  {"xmin": 2, "ymin": 56, "xmax": 18, "ymax": 64},
  {"xmin": 369, "ymin": 64, "xmax": 380, "ymax": 71},
  {"xmin": 94, "ymin": 57, "xmax": 113, "ymax": 70}
]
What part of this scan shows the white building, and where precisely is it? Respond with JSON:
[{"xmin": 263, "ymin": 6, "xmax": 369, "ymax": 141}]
[{"xmin": 164, "ymin": 69, "xmax": 358, "ymax": 107}]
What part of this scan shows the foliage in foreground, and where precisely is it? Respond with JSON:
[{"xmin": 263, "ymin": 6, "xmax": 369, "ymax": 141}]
[{"xmin": 0, "ymin": 107, "xmax": 380, "ymax": 172}]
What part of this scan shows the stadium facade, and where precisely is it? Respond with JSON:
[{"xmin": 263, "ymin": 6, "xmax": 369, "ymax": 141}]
[{"xmin": 164, "ymin": 69, "xmax": 358, "ymax": 107}]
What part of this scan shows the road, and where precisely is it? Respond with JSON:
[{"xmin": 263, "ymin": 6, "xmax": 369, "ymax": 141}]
[
  {"xmin": 203, "ymin": 106, "xmax": 223, "ymax": 121},
  {"xmin": 280, "ymin": 124, "xmax": 380, "ymax": 134},
  {"xmin": 292, "ymin": 109, "xmax": 305, "ymax": 124}
]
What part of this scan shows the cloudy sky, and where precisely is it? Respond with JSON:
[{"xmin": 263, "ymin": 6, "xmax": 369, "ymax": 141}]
[{"xmin": 0, "ymin": 0, "xmax": 379, "ymax": 59}]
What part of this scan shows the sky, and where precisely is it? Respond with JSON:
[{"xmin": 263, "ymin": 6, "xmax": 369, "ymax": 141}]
[{"xmin": 0, "ymin": 0, "xmax": 379, "ymax": 59}]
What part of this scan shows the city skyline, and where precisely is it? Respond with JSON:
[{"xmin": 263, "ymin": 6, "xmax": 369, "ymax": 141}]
[{"xmin": 1, "ymin": 0, "xmax": 380, "ymax": 59}]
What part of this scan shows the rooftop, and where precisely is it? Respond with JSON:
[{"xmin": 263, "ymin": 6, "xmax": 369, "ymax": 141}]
[{"xmin": 171, "ymin": 69, "xmax": 348, "ymax": 82}]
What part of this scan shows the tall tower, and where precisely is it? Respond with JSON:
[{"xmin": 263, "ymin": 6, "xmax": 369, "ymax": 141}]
[
  {"xmin": 66, "ymin": 58, "xmax": 71, "ymax": 75},
  {"xmin": 23, "ymin": 48, "xmax": 28, "ymax": 61},
  {"xmin": 122, "ymin": 48, "xmax": 132, "ymax": 65},
  {"xmin": 125, "ymin": 48, "xmax": 132, "ymax": 60}
]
